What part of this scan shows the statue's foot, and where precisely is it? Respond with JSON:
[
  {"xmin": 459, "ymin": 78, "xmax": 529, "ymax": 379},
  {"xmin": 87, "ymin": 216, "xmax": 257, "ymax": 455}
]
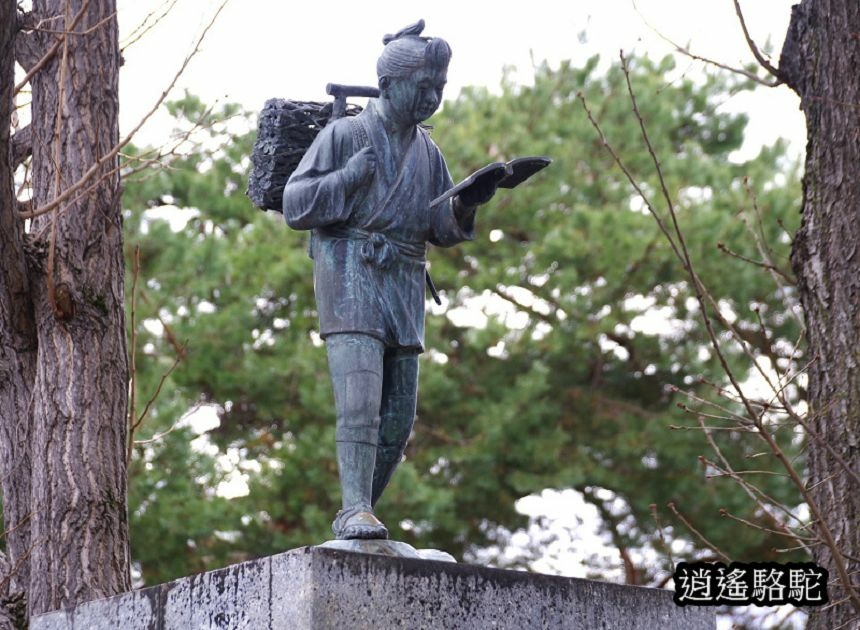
[{"xmin": 332, "ymin": 505, "xmax": 389, "ymax": 540}]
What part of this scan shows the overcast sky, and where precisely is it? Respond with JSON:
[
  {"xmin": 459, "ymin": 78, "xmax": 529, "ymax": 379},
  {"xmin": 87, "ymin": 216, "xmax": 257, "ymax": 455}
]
[{"xmin": 117, "ymin": 0, "xmax": 805, "ymax": 158}]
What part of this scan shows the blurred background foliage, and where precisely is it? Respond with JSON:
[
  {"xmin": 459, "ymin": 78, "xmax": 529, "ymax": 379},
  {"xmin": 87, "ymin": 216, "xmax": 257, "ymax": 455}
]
[{"xmin": 121, "ymin": 54, "xmax": 803, "ymax": 588}]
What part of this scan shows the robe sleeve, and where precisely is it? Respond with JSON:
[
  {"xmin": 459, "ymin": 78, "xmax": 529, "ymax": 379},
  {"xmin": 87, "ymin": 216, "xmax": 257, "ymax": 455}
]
[
  {"xmin": 282, "ymin": 119, "xmax": 357, "ymax": 230},
  {"xmin": 427, "ymin": 139, "xmax": 477, "ymax": 247}
]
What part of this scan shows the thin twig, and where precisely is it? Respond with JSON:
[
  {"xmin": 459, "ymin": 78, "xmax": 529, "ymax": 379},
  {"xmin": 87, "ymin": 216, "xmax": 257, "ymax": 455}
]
[
  {"xmin": 45, "ymin": 0, "xmax": 73, "ymax": 318},
  {"xmin": 581, "ymin": 67, "xmax": 785, "ymax": 407},
  {"xmin": 733, "ymin": 0, "xmax": 782, "ymax": 80},
  {"xmin": 127, "ymin": 403, "xmax": 204, "ymax": 477},
  {"xmin": 649, "ymin": 503, "xmax": 675, "ymax": 572},
  {"xmin": 576, "ymin": 94, "xmax": 683, "ymax": 265},
  {"xmin": 137, "ymin": 289, "xmax": 187, "ymax": 360},
  {"xmin": 631, "ymin": 0, "xmax": 779, "ymax": 87},
  {"xmin": 718, "ymin": 508, "xmax": 815, "ymax": 541},
  {"xmin": 126, "ymin": 342, "xmax": 186, "ymax": 462},
  {"xmin": 739, "ymin": 176, "xmax": 804, "ymax": 332},
  {"xmin": 677, "ymin": 402, "xmax": 749, "ymax": 426},
  {"xmin": 679, "ymin": 46, "xmax": 779, "ymax": 87},
  {"xmin": 14, "ymin": 0, "xmax": 92, "ymax": 93},
  {"xmin": 795, "ymin": 414, "xmax": 860, "ymax": 490},
  {"xmin": 120, "ymin": 102, "xmax": 219, "ymax": 179},
  {"xmin": 667, "ymin": 502, "xmax": 731, "ymax": 563},
  {"xmin": 0, "ymin": 538, "xmax": 37, "ymax": 595},
  {"xmin": 120, "ymin": 0, "xmax": 180, "ymax": 52},
  {"xmin": 706, "ymin": 469, "xmax": 788, "ymax": 479},
  {"xmin": 126, "ymin": 245, "xmax": 141, "ymax": 464},
  {"xmin": 674, "ymin": 386, "xmax": 755, "ymax": 424},
  {"xmin": 699, "ymin": 428, "xmax": 813, "ymax": 537},
  {"xmin": 19, "ymin": 0, "xmax": 231, "ymax": 221},
  {"xmin": 670, "ymin": 424, "xmax": 758, "ymax": 432},
  {"xmin": 26, "ymin": 11, "xmax": 115, "ymax": 37},
  {"xmin": 133, "ymin": 341, "xmax": 187, "ymax": 433},
  {"xmin": 716, "ymin": 242, "xmax": 794, "ymax": 283},
  {"xmin": 132, "ymin": 422, "xmax": 181, "ymax": 446},
  {"xmin": 604, "ymin": 51, "xmax": 860, "ymax": 613},
  {"xmin": 831, "ymin": 613, "xmax": 860, "ymax": 630},
  {"xmin": 0, "ymin": 512, "xmax": 33, "ymax": 541}
]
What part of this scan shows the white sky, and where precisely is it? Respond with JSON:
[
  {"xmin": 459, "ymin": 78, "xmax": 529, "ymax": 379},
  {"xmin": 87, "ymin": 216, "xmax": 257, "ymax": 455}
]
[{"xmin": 118, "ymin": 0, "xmax": 805, "ymax": 157}]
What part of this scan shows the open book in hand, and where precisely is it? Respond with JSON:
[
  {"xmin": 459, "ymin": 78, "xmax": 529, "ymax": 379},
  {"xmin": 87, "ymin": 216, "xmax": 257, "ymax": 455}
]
[{"xmin": 429, "ymin": 156, "xmax": 552, "ymax": 208}]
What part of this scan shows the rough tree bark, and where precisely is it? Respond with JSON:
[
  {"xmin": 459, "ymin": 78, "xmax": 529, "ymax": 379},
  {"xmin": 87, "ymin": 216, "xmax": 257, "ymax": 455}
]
[
  {"xmin": 0, "ymin": 0, "xmax": 131, "ymax": 623},
  {"xmin": 0, "ymin": 1, "xmax": 36, "ymax": 624},
  {"xmin": 780, "ymin": 1, "xmax": 860, "ymax": 627}
]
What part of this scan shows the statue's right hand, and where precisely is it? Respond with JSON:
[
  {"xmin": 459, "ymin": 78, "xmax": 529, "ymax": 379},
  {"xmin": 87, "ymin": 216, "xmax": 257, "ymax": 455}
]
[{"xmin": 345, "ymin": 147, "xmax": 376, "ymax": 190}]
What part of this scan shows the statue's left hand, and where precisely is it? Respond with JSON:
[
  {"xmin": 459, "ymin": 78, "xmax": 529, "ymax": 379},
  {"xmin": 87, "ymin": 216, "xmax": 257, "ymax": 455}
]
[{"xmin": 457, "ymin": 179, "xmax": 498, "ymax": 207}]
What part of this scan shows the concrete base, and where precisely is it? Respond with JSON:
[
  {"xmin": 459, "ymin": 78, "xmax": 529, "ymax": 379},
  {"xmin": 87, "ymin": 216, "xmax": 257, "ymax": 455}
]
[{"xmin": 31, "ymin": 546, "xmax": 714, "ymax": 629}]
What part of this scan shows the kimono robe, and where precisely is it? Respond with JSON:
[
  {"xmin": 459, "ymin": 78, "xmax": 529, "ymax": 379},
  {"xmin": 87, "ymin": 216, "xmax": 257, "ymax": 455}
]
[{"xmin": 283, "ymin": 100, "xmax": 473, "ymax": 352}]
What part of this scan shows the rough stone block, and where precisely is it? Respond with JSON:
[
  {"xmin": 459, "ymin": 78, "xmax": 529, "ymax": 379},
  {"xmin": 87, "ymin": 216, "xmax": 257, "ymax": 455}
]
[{"xmin": 30, "ymin": 546, "xmax": 715, "ymax": 629}]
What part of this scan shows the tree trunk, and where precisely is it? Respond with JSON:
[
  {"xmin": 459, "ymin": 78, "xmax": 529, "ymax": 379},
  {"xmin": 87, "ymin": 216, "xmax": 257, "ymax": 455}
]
[
  {"xmin": 0, "ymin": 0, "xmax": 131, "ymax": 622},
  {"xmin": 0, "ymin": 0, "xmax": 36, "ymax": 612},
  {"xmin": 780, "ymin": 1, "xmax": 860, "ymax": 627}
]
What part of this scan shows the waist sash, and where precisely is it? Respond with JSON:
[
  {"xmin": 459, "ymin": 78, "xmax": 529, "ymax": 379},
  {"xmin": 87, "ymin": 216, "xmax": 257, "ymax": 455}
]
[{"xmin": 318, "ymin": 225, "xmax": 426, "ymax": 269}]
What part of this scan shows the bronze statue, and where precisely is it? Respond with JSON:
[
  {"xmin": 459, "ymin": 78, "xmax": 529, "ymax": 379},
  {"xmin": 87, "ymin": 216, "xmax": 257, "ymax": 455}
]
[{"xmin": 282, "ymin": 20, "xmax": 547, "ymax": 541}]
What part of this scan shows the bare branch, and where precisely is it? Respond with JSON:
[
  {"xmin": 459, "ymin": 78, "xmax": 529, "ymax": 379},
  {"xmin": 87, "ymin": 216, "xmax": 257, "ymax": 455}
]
[
  {"xmin": 583, "ymin": 490, "xmax": 641, "ymax": 585},
  {"xmin": 14, "ymin": 0, "xmax": 93, "ymax": 94},
  {"xmin": 45, "ymin": 0, "xmax": 74, "ymax": 320},
  {"xmin": 137, "ymin": 289, "xmax": 188, "ymax": 360},
  {"xmin": 19, "ymin": 0, "xmax": 230, "ymax": 221},
  {"xmin": 740, "ymin": 177, "xmax": 804, "ymax": 331},
  {"xmin": 0, "ymin": 538, "xmax": 36, "ymax": 597},
  {"xmin": 585, "ymin": 50, "xmax": 860, "ymax": 613},
  {"xmin": 649, "ymin": 503, "xmax": 675, "ymax": 574},
  {"xmin": 698, "ymin": 422, "xmax": 813, "ymax": 540},
  {"xmin": 631, "ymin": 0, "xmax": 779, "ymax": 87},
  {"xmin": 716, "ymin": 241, "xmax": 794, "ymax": 283},
  {"xmin": 415, "ymin": 423, "xmax": 468, "ymax": 447},
  {"xmin": 615, "ymin": 52, "xmax": 795, "ymax": 426},
  {"xmin": 126, "ymin": 246, "xmax": 141, "ymax": 464},
  {"xmin": 733, "ymin": 0, "xmax": 782, "ymax": 80},
  {"xmin": 667, "ymin": 502, "xmax": 732, "ymax": 563},
  {"xmin": 25, "ymin": 11, "xmax": 116, "ymax": 36},
  {"xmin": 490, "ymin": 285, "xmax": 556, "ymax": 326},
  {"xmin": 718, "ymin": 507, "xmax": 814, "ymax": 542},
  {"xmin": 831, "ymin": 613, "xmax": 860, "ymax": 630},
  {"xmin": 791, "ymin": 405, "xmax": 860, "ymax": 491},
  {"xmin": 133, "ymin": 341, "xmax": 187, "ymax": 433},
  {"xmin": 120, "ymin": 0, "xmax": 180, "ymax": 52},
  {"xmin": 119, "ymin": 101, "xmax": 218, "ymax": 179},
  {"xmin": 577, "ymin": 92, "xmax": 684, "ymax": 265},
  {"xmin": 132, "ymin": 422, "xmax": 182, "ymax": 447},
  {"xmin": 674, "ymin": 41, "xmax": 779, "ymax": 87}
]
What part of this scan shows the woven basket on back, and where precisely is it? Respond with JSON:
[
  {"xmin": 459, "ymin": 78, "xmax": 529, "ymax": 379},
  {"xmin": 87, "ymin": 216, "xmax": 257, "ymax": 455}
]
[{"xmin": 247, "ymin": 98, "xmax": 362, "ymax": 211}]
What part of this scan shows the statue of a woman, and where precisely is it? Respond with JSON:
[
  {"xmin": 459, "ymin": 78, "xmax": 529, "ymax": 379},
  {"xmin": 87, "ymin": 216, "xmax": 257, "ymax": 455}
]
[{"xmin": 283, "ymin": 20, "xmax": 497, "ymax": 540}]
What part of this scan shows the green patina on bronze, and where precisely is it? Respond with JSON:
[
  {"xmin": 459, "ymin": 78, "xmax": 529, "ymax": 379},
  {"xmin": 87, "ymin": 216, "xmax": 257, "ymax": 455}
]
[{"xmin": 283, "ymin": 20, "xmax": 542, "ymax": 542}]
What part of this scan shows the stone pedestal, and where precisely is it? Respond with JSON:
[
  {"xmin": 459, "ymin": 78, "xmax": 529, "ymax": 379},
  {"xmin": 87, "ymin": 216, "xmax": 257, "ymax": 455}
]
[{"xmin": 31, "ymin": 546, "xmax": 714, "ymax": 629}]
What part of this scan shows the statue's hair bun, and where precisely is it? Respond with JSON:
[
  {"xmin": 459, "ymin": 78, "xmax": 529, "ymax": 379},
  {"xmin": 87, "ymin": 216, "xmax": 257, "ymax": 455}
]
[{"xmin": 382, "ymin": 19, "xmax": 425, "ymax": 45}]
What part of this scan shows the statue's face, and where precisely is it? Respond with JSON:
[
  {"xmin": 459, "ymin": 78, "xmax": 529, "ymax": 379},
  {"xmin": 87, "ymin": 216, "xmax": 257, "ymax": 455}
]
[{"xmin": 384, "ymin": 65, "xmax": 448, "ymax": 126}]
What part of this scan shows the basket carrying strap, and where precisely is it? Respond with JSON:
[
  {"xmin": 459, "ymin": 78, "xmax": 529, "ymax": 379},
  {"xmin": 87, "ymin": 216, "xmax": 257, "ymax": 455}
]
[{"xmin": 348, "ymin": 116, "xmax": 370, "ymax": 151}]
